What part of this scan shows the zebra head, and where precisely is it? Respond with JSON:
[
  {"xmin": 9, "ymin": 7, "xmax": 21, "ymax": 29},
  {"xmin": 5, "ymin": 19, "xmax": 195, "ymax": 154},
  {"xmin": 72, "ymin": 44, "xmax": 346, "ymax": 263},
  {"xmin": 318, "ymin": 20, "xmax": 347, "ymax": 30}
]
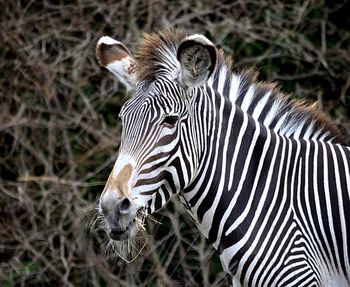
[{"xmin": 96, "ymin": 31, "xmax": 216, "ymax": 241}]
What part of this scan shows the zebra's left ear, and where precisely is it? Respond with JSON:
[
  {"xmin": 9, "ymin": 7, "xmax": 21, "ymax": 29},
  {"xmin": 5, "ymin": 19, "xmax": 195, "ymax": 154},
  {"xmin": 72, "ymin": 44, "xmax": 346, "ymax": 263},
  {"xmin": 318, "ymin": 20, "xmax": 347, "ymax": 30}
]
[
  {"xmin": 176, "ymin": 34, "xmax": 217, "ymax": 89},
  {"xmin": 96, "ymin": 36, "xmax": 138, "ymax": 91}
]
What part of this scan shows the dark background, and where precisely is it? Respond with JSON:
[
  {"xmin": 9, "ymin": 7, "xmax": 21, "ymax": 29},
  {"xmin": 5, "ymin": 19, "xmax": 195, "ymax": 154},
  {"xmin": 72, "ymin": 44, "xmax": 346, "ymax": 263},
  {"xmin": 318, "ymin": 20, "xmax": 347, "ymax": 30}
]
[{"xmin": 1, "ymin": 1, "xmax": 349, "ymax": 286}]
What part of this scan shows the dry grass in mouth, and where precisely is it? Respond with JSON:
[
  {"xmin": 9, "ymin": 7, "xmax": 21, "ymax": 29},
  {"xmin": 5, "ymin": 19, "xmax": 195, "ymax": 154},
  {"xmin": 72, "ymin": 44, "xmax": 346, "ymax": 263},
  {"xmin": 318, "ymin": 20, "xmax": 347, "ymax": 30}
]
[
  {"xmin": 86, "ymin": 207, "xmax": 153, "ymax": 264},
  {"xmin": 104, "ymin": 230, "xmax": 150, "ymax": 264}
]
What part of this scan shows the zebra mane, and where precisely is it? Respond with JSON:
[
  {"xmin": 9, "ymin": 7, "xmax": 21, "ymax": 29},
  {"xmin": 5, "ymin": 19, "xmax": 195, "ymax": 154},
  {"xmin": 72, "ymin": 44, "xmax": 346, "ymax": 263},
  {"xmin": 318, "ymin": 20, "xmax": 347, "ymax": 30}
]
[
  {"xmin": 136, "ymin": 29, "xmax": 186, "ymax": 83},
  {"xmin": 211, "ymin": 55, "xmax": 345, "ymax": 144},
  {"xmin": 135, "ymin": 29, "xmax": 345, "ymax": 144}
]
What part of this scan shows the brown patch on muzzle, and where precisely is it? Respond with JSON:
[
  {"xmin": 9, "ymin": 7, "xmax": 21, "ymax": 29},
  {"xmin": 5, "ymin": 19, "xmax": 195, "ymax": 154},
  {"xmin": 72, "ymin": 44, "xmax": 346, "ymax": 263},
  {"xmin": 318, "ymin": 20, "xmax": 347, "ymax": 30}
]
[
  {"xmin": 103, "ymin": 164, "xmax": 133, "ymax": 197},
  {"xmin": 116, "ymin": 164, "xmax": 132, "ymax": 195}
]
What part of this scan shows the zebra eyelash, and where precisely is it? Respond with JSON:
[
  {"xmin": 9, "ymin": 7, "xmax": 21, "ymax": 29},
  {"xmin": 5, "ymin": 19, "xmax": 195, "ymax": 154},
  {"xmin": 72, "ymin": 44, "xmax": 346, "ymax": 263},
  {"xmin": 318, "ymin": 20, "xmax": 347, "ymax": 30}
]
[{"xmin": 160, "ymin": 114, "xmax": 179, "ymax": 126}]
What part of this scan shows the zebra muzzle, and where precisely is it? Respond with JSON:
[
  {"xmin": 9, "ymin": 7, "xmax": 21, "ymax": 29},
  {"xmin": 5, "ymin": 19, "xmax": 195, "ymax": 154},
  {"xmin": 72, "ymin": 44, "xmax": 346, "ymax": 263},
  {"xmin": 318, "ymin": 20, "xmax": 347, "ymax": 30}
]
[{"xmin": 109, "ymin": 224, "xmax": 133, "ymax": 241}]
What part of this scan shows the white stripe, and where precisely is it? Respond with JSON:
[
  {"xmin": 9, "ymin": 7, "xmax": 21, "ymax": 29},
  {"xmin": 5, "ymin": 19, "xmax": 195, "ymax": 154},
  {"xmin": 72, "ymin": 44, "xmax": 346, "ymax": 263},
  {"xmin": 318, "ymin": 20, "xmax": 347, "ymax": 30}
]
[
  {"xmin": 321, "ymin": 141, "xmax": 341, "ymax": 270},
  {"xmin": 312, "ymin": 141, "xmax": 334, "ymax": 271},
  {"xmin": 240, "ymin": 85, "xmax": 255, "ymax": 112},
  {"xmin": 252, "ymin": 91, "xmax": 270, "ymax": 119},
  {"xmin": 336, "ymin": 145, "xmax": 350, "ymax": 277},
  {"xmin": 228, "ymin": 75, "xmax": 240, "ymax": 102},
  {"xmin": 217, "ymin": 66, "xmax": 228, "ymax": 95}
]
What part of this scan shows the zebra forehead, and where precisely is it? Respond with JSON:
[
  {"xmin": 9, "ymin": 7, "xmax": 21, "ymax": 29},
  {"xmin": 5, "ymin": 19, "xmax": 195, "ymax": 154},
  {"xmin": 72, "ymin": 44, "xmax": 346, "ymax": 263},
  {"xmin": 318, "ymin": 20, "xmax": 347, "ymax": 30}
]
[{"xmin": 121, "ymin": 80, "xmax": 185, "ymax": 116}]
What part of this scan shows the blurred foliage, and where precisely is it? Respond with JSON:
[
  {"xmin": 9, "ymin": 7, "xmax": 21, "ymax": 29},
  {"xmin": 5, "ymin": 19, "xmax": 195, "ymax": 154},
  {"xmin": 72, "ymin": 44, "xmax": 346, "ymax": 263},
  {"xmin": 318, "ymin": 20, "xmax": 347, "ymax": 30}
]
[{"xmin": 0, "ymin": 0, "xmax": 349, "ymax": 286}]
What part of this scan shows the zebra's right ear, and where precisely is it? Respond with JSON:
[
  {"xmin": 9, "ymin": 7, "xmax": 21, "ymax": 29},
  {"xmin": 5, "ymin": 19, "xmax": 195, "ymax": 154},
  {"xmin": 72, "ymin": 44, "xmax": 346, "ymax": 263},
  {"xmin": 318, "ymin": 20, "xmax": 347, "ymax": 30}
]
[
  {"xmin": 96, "ymin": 36, "xmax": 138, "ymax": 91},
  {"xmin": 176, "ymin": 34, "xmax": 217, "ymax": 89}
]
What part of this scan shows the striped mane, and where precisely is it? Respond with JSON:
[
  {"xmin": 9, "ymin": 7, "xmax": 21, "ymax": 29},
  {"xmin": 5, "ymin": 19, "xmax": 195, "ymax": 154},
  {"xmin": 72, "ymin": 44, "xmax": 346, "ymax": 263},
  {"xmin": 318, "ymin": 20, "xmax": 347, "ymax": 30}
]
[{"xmin": 135, "ymin": 30, "xmax": 345, "ymax": 144}]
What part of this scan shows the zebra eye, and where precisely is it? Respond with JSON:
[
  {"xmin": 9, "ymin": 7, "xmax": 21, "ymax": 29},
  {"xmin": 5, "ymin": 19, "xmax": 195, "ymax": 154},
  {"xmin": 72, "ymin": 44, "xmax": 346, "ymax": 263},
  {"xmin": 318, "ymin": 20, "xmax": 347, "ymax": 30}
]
[{"xmin": 161, "ymin": 115, "xmax": 179, "ymax": 126}]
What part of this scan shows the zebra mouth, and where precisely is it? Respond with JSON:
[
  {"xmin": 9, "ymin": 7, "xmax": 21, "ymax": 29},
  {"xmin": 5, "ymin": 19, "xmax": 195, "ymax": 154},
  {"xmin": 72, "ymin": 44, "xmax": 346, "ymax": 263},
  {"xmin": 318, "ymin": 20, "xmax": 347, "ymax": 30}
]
[
  {"xmin": 108, "ymin": 219, "xmax": 136, "ymax": 241},
  {"xmin": 107, "ymin": 209, "xmax": 145, "ymax": 241}
]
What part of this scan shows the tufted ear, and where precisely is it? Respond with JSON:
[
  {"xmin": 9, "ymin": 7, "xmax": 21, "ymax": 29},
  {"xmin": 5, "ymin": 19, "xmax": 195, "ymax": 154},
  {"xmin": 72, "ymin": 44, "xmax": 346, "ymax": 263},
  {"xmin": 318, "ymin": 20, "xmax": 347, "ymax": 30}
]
[
  {"xmin": 176, "ymin": 34, "xmax": 217, "ymax": 89},
  {"xmin": 96, "ymin": 36, "xmax": 138, "ymax": 90}
]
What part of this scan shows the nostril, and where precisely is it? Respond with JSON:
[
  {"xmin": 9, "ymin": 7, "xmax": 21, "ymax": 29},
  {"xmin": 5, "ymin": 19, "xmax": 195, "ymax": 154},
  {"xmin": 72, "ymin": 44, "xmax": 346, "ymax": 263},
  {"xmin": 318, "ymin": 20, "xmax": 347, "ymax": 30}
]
[{"xmin": 119, "ymin": 198, "xmax": 131, "ymax": 212}]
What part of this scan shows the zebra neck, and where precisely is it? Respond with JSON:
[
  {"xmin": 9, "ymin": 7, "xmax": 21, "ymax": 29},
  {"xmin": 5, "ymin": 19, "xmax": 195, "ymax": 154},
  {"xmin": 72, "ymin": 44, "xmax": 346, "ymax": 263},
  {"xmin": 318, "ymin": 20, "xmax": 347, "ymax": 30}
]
[
  {"xmin": 182, "ymin": 91, "xmax": 277, "ymax": 232},
  {"xmin": 181, "ymin": 92, "xmax": 302, "ymax": 262}
]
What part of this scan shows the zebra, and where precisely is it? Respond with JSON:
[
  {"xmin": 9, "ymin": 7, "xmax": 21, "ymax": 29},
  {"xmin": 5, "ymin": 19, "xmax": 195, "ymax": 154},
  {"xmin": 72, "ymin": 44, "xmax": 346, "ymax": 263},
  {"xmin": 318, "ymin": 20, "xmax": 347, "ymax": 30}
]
[{"xmin": 95, "ymin": 29, "xmax": 350, "ymax": 286}]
